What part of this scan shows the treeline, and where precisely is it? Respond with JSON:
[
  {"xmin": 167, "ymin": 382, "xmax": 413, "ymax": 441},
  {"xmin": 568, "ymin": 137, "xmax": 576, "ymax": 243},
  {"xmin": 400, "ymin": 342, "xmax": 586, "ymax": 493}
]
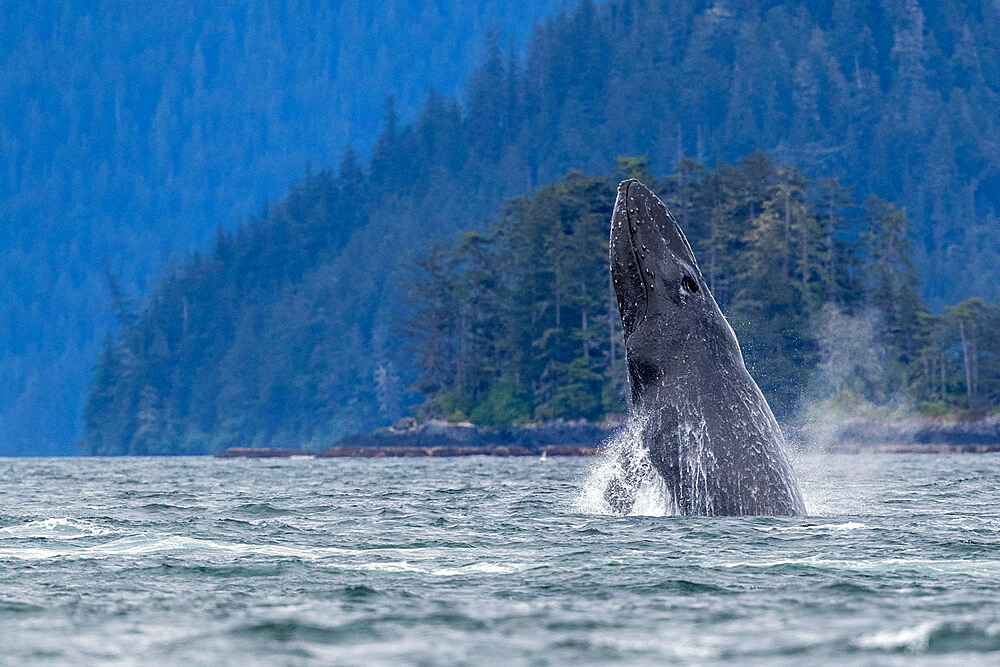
[
  {"xmin": 404, "ymin": 155, "xmax": 1000, "ymax": 425},
  {"xmin": 82, "ymin": 165, "xmax": 375, "ymax": 455},
  {"xmin": 80, "ymin": 0, "xmax": 1000, "ymax": 454}
]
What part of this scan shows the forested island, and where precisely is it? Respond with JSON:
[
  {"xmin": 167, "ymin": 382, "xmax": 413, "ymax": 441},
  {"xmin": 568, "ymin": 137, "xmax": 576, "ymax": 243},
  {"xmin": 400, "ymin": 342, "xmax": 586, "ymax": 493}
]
[{"xmin": 78, "ymin": 0, "xmax": 1000, "ymax": 455}]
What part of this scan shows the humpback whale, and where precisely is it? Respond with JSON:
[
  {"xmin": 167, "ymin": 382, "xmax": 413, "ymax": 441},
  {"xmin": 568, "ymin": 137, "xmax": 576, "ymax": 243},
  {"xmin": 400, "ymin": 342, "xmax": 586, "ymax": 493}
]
[{"xmin": 606, "ymin": 179, "xmax": 805, "ymax": 516}]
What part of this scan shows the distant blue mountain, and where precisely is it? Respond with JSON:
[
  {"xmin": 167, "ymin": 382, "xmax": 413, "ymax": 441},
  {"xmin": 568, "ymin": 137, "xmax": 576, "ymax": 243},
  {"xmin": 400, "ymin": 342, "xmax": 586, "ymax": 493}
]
[{"xmin": 0, "ymin": 0, "xmax": 564, "ymax": 455}]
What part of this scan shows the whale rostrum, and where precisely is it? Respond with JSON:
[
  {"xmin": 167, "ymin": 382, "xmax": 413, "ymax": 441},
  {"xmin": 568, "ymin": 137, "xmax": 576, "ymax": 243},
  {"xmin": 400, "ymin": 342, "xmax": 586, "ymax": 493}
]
[{"xmin": 607, "ymin": 179, "xmax": 806, "ymax": 516}]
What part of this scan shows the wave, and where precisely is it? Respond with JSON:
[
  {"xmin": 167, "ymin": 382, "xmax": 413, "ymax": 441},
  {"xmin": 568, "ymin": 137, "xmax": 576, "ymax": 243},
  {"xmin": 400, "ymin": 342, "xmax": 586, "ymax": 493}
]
[
  {"xmin": 713, "ymin": 556, "xmax": 1000, "ymax": 575},
  {"xmin": 430, "ymin": 562, "xmax": 529, "ymax": 577},
  {"xmin": 225, "ymin": 617, "xmax": 379, "ymax": 643},
  {"xmin": 233, "ymin": 503, "xmax": 295, "ymax": 517},
  {"xmin": 752, "ymin": 521, "xmax": 870, "ymax": 533},
  {"xmin": 0, "ymin": 534, "xmax": 358, "ymax": 561}
]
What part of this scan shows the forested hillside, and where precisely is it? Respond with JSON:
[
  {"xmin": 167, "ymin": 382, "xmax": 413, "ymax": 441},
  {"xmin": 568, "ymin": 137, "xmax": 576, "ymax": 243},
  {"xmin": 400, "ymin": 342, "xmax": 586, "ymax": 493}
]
[
  {"xmin": 82, "ymin": 0, "xmax": 1000, "ymax": 455},
  {"xmin": 82, "ymin": 152, "xmax": 1000, "ymax": 455},
  {"xmin": 16, "ymin": 0, "xmax": 1000, "ymax": 454},
  {"xmin": 0, "ymin": 0, "xmax": 561, "ymax": 455}
]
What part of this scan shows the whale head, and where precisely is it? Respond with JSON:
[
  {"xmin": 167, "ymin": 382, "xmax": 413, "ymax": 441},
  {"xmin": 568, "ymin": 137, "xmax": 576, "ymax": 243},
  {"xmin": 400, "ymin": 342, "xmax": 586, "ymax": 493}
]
[{"xmin": 609, "ymin": 179, "xmax": 744, "ymax": 404}]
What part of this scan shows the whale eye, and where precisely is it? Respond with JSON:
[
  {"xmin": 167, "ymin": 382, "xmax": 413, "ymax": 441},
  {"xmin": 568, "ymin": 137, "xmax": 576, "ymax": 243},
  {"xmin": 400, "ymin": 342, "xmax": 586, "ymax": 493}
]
[{"xmin": 681, "ymin": 275, "xmax": 699, "ymax": 294}]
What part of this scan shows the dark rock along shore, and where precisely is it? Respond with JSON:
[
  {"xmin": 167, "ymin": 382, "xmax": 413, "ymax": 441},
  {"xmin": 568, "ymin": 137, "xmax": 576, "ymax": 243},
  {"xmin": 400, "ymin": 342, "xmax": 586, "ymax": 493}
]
[
  {"xmin": 216, "ymin": 418, "xmax": 614, "ymax": 458},
  {"xmin": 215, "ymin": 415, "xmax": 1000, "ymax": 458}
]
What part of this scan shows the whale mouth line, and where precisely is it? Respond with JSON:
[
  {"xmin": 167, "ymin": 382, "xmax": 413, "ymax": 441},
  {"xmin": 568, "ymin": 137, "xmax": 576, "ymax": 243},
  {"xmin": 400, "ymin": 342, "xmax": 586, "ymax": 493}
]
[{"xmin": 622, "ymin": 180, "xmax": 651, "ymax": 328}]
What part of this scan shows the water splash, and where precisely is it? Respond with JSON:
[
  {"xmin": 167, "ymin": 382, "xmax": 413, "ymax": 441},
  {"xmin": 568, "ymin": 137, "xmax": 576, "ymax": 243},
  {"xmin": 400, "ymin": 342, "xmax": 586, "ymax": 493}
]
[
  {"xmin": 580, "ymin": 421, "xmax": 879, "ymax": 519},
  {"xmin": 576, "ymin": 412, "xmax": 675, "ymax": 516},
  {"xmin": 579, "ymin": 376, "xmax": 809, "ymax": 516}
]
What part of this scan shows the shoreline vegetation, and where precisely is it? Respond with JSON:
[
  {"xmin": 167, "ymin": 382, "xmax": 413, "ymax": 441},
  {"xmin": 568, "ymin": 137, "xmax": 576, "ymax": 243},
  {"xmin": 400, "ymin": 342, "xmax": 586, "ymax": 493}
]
[
  {"xmin": 400, "ymin": 156, "xmax": 1000, "ymax": 433},
  {"xmin": 215, "ymin": 415, "xmax": 1000, "ymax": 458}
]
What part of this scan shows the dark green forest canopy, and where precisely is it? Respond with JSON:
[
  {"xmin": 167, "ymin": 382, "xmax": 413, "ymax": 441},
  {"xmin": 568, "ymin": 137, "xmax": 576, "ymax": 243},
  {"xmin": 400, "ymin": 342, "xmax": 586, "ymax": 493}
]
[
  {"xmin": 83, "ymin": 153, "xmax": 1000, "ymax": 455},
  {"xmin": 20, "ymin": 0, "xmax": 1000, "ymax": 454},
  {"xmin": 403, "ymin": 156, "xmax": 1000, "ymax": 428}
]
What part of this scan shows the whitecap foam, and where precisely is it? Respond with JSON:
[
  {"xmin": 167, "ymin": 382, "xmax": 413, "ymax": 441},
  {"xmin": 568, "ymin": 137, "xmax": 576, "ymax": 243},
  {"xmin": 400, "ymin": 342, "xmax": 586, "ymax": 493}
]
[
  {"xmin": 827, "ymin": 521, "xmax": 868, "ymax": 531},
  {"xmin": 0, "ymin": 518, "xmax": 116, "ymax": 540},
  {"xmin": 855, "ymin": 621, "xmax": 938, "ymax": 651},
  {"xmin": 90, "ymin": 535, "xmax": 239, "ymax": 555},
  {"xmin": 753, "ymin": 521, "xmax": 869, "ymax": 533},
  {"xmin": 353, "ymin": 561, "xmax": 425, "ymax": 573},
  {"xmin": 0, "ymin": 547, "xmax": 69, "ymax": 560},
  {"xmin": 89, "ymin": 536, "xmax": 361, "ymax": 560},
  {"xmin": 0, "ymin": 533, "xmax": 365, "ymax": 561},
  {"xmin": 431, "ymin": 562, "xmax": 528, "ymax": 576}
]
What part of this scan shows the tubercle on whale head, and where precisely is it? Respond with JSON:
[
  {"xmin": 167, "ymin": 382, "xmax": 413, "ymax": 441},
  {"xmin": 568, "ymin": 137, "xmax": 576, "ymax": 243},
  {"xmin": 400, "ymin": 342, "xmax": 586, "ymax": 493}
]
[
  {"xmin": 609, "ymin": 180, "xmax": 648, "ymax": 339},
  {"xmin": 610, "ymin": 179, "xmax": 708, "ymax": 340}
]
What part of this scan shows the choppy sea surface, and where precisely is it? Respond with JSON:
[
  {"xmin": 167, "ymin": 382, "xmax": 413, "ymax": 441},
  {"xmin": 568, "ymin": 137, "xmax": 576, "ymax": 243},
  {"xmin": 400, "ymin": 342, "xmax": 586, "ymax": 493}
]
[{"xmin": 2, "ymin": 453, "xmax": 1000, "ymax": 664}]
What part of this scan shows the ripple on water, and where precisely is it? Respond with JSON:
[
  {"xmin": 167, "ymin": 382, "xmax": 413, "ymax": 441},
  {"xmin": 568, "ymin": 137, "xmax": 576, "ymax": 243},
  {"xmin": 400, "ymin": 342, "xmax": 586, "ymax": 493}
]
[{"xmin": 1, "ymin": 455, "xmax": 1000, "ymax": 664}]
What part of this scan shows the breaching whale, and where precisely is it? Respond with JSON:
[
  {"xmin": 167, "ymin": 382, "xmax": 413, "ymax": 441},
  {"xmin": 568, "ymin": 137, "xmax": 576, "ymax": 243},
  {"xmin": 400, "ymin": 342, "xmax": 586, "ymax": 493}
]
[{"xmin": 606, "ymin": 179, "xmax": 805, "ymax": 516}]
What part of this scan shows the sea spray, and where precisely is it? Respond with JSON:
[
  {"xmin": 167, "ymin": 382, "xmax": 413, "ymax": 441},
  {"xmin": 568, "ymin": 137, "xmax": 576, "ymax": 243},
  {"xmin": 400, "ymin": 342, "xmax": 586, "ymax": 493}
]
[{"xmin": 787, "ymin": 448, "xmax": 880, "ymax": 517}]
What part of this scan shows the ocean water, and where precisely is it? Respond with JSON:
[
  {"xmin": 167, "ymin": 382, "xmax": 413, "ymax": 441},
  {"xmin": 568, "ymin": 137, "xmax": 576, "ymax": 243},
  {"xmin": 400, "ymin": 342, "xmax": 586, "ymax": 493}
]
[{"xmin": 2, "ymin": 454, "xmax": 1000, "ymax": 664}]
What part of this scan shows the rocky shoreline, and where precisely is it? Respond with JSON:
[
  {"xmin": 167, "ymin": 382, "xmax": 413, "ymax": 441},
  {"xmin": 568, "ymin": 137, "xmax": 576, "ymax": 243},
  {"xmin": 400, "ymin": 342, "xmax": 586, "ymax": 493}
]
[
  {"xmin": 216, "ymin": 443, "xmax": 597, "ymax": 458},
  {"xmin": 216, "ymin": 418, "xmax": 612, "ymax": 459},
  {"xmin": 215, "ymin": 414, "xmax": 1000, "ymax": 458}
]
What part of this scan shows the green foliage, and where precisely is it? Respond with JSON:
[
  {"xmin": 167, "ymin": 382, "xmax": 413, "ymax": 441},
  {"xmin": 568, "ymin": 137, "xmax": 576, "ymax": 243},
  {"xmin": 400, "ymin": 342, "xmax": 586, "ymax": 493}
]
[
  {"xmin": 615, "ymin": 156, "xmax": 651, "ymax": 183},
  {"xmin": 469, "ymin": 382, "xmax": 532, "ymax": 426},
  {"xmin": 405, "ymin": 157, "xmax": 1000, "ymax": 425},
  {"xmin": 539, "ymin": 358, "xmax": 606, "ymax": 422},
  {"xmin": 919, "ymin": 402, "xmax": 954, "ymax": 418}
]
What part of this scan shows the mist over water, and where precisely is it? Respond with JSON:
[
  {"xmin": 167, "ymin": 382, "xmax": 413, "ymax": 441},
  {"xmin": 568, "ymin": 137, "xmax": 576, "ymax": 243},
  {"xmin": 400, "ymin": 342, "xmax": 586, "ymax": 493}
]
[{"xmin": 3, "ymin": 455, "xmax": 1000, "ymax": 663}]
